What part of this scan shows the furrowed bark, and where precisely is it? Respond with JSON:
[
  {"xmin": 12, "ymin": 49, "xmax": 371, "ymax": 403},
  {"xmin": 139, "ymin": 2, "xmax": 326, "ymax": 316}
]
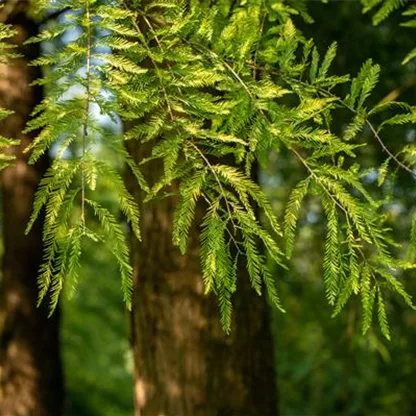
[
  {"xmin": 0, "ymin": 3, "xmax": 64, "ymax": 415},
  {"xmin": 127, "ymin": 139, "xmax": 278, "ymax": 416},
  {"xmin": 124, "ymin": 2, "xmax": 278, "ymax": 414}
]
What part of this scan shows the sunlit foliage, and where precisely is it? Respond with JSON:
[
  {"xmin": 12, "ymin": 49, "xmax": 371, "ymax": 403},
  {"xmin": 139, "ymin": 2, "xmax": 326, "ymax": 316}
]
[{"xmin": 1, "ymin": 0, "xmax": 415, "ymax": 337}]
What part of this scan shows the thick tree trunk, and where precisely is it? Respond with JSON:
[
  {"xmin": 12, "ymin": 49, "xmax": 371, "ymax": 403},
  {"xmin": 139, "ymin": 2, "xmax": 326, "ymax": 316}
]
[
  {"xmin": 0, "ymin": 4, "xmax": 64, "ymax": 416},
  {"xmin": 127, "ymin": 140, "xmax": 278, "ymax": 416}
]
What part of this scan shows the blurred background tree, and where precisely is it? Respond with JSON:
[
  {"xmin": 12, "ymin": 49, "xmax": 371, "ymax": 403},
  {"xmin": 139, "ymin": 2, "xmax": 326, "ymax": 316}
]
[{"xmin": 0, "ymin": 2, "xmax": 63, "ymax": 414}]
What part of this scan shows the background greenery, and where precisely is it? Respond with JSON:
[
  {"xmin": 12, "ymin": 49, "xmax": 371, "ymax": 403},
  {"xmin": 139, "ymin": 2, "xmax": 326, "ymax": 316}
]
[
  {"xmin": 271, "ymin": 2, "xmax": 416, "ymax": 415},
  {"xmin": 1, "ymin": 1, "xmax": 415, "ymax": 415}
]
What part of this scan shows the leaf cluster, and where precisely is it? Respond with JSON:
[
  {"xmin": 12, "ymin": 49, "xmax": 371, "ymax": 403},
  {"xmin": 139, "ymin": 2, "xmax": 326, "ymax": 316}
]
[{"xmin": 21, "ymin": 0, "xmax": 416, "ymax": 336}]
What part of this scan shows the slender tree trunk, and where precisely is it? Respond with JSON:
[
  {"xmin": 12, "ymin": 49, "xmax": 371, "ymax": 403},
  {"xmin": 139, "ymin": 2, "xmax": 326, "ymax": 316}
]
[
  {"xmin": 127, "ymin": 140, "xmax": 278, "ymax": 416},
  {"xmin": 0, "ymin": 4, "xmax": 64, "ymax": 415}
]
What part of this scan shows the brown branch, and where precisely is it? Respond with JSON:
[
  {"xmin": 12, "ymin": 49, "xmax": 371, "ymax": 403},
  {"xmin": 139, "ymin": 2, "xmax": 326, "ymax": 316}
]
[{"xmin": 366, "ymin": 120, "xmax": 415, "ymax": 176}]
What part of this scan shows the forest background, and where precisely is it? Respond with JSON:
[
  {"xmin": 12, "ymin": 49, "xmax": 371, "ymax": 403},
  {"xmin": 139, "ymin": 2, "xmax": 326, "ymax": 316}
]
[{"xmin": 1, "ymin": 0, "xmax": 416, "ymax": 415}]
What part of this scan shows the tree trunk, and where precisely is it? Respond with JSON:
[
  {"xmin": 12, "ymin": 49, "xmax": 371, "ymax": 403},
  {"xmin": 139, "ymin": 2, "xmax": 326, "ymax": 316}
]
[
  {"xmin": 127, "ymin": 140, "xmax": 278, "ymax": 416},
  {"xmin": 0, "ymin": 4, "xmax": 64, "ymax": 416}
]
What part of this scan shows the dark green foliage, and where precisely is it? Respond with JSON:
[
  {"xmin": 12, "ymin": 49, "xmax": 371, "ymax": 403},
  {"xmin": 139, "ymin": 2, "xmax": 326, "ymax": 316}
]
[
  {"xmin": 362, "ymin": 0, "xmax": 416, "ymax": 64},
  {"xmin": 401, "ymin": 5, "xmax": 416, "ymax": 64},
  {"xmin": 62, "ymin": 235, "xmax": 133, "ymax": 416},
  {"xmin": 362, "ymin": 0, "xmax": 407, "ymax": 26}
]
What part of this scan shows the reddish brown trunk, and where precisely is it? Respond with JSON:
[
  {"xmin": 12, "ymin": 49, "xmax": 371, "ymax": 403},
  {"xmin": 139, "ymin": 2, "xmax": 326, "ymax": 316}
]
[
  {"xmin": 0, "ymin": 4, "xmax": 64, "ymax": 415},
  {"xmin": 127, "ymin": 140, "xmax": 278, "ymax": 416}
]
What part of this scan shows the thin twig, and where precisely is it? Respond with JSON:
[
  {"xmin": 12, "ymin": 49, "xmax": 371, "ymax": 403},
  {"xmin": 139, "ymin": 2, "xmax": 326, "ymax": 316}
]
[
  {"xmin": 201, "ymin": 192, "xmax": 243, "ymax": 255},
  {"xmin": 141, "ymin": 14, "xmax": 163, "ymax": 49},
  {"xmin": 188, "ymin": 141, "xmax": 237, "ymax": 233},
  {"xmin": 81, "ymin": 0, "xmax": 92, "ymax": 226},
  {"xmin": 122, "ymin": 0, "xmax": 174, "ymax": 119},
  {"xmin": 366, "ymin": 120, "xmax": 415, "ymax": 176},
  {"xmin": 252, "ymin": 0, "xmax": 267, "ymax": 79},
  {"xmin": 141, "ymin": 14, "xmax": 174, "ymax": 117},
  {"xmin": 291, "ymin": 147, "xmax": 351, "ymax": 220},
  {"xmin": 282, "ymin": 74, "xmax": 416, "ymax": 177},
  {"xmin": 183, "ymin": 38, "xmax": 256, "ymax": 101}
]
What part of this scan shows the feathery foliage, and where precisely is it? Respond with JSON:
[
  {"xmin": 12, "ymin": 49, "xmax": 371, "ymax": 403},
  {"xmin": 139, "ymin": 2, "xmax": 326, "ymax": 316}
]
[
  {"xmin": 25, "ymin": 0, "xmax": 416, "ymax": 335},
  {"xmin": 362, "ymin": 0, "xmax": 407, "ymax": 25},
  {"xmin": 401, "ymin": 5, "xmax": 416, "ymax": 64},
  {"xmin": 24, "ymin": 0, "xmax": 142, "ymax": 311}
]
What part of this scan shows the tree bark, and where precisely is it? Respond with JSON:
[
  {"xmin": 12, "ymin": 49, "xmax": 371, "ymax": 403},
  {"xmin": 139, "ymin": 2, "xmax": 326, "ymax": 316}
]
[
  {"xmin": 127, "ymin": 140, "xmax": 278, "ymax": 416},
  {"xmin": 0, "ymin": 4, "xmax": 64, "ymax": 416}
]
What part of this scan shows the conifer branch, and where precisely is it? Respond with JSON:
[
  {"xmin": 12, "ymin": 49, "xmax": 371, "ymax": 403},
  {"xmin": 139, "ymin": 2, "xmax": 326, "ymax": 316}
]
[
  {"xmin": 229, "ymin": 60, "xmax": 415, "ymax": 179},
  {"xmin": 284, "ymin": 75, "xmax": 416, "ymax": 176},
  {"xmin": 291, "ymin": 147, "xmax": 351, "ymax": 220},
  {"xmin": 366, "ymin": 119, "xmax": 415, "ymax": 176},
  {"xmin": 21, "ymin": 0, "xmax": 415, "ymax": 335},
  {"xmin": 122, "ymin": 0, "xmax": 174, "ymax": 118},
  {"xmin": 188, "ymin": 141, "xmax": 236, "ymax": 233}
]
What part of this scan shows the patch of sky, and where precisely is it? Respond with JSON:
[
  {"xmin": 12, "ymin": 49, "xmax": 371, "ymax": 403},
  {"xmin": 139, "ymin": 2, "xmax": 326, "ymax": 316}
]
[
  {"xmin": 43, "ymin": 9, "xmax": 122, "ymax": 159},
  {"xmin": 363, "ymin": 168, "xmax": 378, "ymax": 184},
  {"xmin": 259, "ymin": 169, "xmax": 283, "ymax": 189},
  {"xmin": 405, "ymin": 129, "xmax": 416, "ymax": 143},
  {"xmin": 306, "ymin": 211, "xmax": 319, "ymax": 225}
]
